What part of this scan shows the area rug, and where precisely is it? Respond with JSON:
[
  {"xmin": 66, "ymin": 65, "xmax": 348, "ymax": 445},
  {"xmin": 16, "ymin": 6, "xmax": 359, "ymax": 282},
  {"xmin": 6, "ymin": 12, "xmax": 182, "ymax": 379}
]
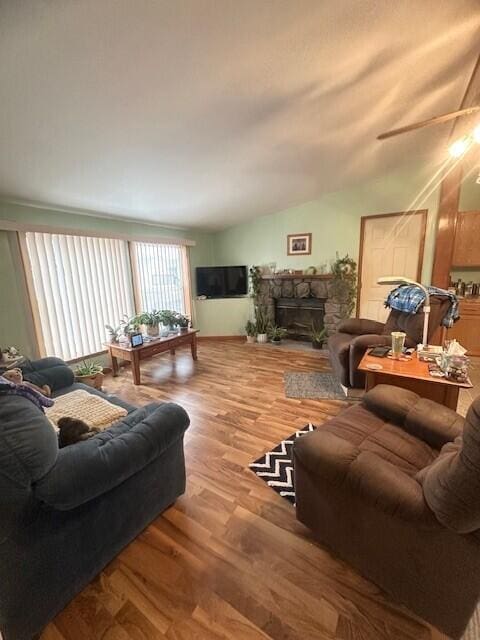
[
  {"xmin": 284, "ymin": 371, "xmax": 346, "ymax": 400},
  {"xmin": 249, "ymin": 424, "xmax": 316, "ymax": 505}
]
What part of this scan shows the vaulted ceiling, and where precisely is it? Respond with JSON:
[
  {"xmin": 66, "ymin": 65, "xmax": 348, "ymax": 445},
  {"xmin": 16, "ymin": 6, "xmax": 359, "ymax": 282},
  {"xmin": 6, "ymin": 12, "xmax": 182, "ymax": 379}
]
[{"xmin": 0, "ymin": 1, "xmax": 479, "ymax": 229}]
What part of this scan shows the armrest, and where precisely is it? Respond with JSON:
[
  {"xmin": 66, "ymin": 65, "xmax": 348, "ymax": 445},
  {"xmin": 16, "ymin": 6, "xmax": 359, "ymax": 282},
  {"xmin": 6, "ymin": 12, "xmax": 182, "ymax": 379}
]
[
  {"xmin": 22, "ymin": 357, "xmax": 74, "ymax": 391},
  {"xmin": 294, "ymin": 430, "xmax": 360, "ymax": 486},
  {"xmin": 34, "ymin": 402, "xmax": 190, "ymax": 510},
  {"xmin": 337, "ymin": 318, "xmax": 385, "ymax": 335},
  {"xmin": 364, "ymin": 385, "xmax": 464, "ymax": 449}
]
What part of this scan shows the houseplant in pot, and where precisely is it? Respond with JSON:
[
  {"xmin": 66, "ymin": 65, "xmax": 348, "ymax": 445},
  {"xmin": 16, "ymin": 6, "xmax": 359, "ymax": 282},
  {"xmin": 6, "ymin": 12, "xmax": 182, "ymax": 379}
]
[
  {"xmin": 105, "ymin": 324, "xmax": 121, "ymax": 344},
  {"xmin": 136, "ymin": 310, "xmax": 162, "ymax": 337},
  {"xmin": 245, "ymin": 320, "xmax": 256, "ymax": 344},
  {"xmin": 74, "ymin": 360, "xmax": 104, "ymax": 390},
  {"xmin": 174, "ymin": 313, "xmax": 190, "ymax": 333},
  {"xmin": 311, "ymin": 323, "xmax": 327, "ymax": 349},
  {"xmin": 269, "ymin": 325, "xmax": 287, "ymax": 345},
  {"xmin": 158, "ymin": 310, "xmax": 177, "ymax": 333},
  {"xmin": 255, "ymin": 306, "xmax": 270, "ymax": 344}
]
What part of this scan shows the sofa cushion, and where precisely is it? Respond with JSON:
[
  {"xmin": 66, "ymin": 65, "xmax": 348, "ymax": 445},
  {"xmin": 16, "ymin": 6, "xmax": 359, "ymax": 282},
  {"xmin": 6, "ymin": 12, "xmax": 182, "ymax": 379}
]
[{"xmin": 319, "ymin": 403, "xmax": 438, "ymax": 476}]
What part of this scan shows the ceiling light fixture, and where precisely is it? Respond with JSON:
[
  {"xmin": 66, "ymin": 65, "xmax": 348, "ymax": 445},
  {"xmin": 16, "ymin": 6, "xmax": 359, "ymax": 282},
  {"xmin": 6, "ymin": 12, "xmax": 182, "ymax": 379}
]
[{"xmin": 449, "ymin": 137, "xmax": 471, "ymax": 158}]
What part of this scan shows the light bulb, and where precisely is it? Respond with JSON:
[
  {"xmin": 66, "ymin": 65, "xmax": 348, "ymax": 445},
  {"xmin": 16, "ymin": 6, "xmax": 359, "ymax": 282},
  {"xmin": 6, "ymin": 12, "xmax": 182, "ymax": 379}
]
[
  {"xmin": 449, "ymin": 137, "xmax": 470, "ymax": 158},
  {"xmin": 473, "ymin": 124, "xmax": 480, "ymax": 144}
]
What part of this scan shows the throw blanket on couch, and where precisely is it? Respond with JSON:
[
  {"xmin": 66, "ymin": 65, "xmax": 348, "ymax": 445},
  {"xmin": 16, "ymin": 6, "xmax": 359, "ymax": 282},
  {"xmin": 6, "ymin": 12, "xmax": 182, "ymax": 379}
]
[
  {"xmin": 385, "ymin": 285, "xmax": 459, "ymax": 328},
  {"xmin": 0, "ymin": 376, "xmax": 54, "ymax": 412},
  {"xmin": 46, "ymin": 389, "xmax": 128, "ymax": 429}
]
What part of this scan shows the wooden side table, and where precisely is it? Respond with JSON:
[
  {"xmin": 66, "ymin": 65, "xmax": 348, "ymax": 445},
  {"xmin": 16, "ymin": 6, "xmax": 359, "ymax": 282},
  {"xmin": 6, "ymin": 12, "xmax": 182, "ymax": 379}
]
[
  {"xmin": 105, "ymin": 329, "xmax": 198, "ymax": 385},
  {"xmin": 358, "ymin": 350, "xmax": 472, "ymax": 410}
]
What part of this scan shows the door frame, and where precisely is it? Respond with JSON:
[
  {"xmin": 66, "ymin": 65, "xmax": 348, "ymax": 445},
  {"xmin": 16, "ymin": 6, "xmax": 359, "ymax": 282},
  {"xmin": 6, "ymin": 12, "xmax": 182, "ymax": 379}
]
[{"xmin": 356, "ymin": 210, "xmax": 428, "ymax": 318}]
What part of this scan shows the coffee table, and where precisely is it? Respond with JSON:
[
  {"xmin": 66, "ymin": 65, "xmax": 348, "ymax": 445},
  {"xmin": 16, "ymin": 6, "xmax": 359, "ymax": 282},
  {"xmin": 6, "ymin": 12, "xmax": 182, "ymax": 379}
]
[
  {"xmin": 105, "ymin": 329, "xmax": 198, "ymax": 385},
  {"xmin": 358, "ymin": 349, "xmax": 472, "ymax": 410}
]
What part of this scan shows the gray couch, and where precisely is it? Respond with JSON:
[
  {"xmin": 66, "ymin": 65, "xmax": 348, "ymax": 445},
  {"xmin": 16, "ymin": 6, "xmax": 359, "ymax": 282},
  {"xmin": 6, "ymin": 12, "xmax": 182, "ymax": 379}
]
[{"xmin": 0, "ymin": 357, "xmax": 190, "ymax": 640}]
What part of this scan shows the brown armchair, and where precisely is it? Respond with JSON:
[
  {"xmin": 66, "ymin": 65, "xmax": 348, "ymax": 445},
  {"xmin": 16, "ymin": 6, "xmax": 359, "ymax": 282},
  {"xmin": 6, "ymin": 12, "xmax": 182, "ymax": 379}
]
[
  {"xmin": 293, "ymin": 385, "xmax": 480, "ymax": 638},
  {"xmin": 328, "ymin": 296, "xmax": 451, "ymax": 388}
]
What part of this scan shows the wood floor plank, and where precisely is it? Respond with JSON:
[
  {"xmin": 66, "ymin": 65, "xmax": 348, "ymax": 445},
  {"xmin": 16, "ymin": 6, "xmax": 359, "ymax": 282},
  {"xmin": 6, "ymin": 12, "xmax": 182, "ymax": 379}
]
[{"xmin": 40, "ymin": 341, "xmax": 446, "ymax": 640}]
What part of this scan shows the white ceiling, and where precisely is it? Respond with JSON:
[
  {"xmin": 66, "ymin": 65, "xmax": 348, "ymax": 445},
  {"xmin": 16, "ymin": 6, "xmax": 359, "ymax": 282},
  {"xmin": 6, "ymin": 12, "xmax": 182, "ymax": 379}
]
[{"xmin": 0, "ymin": 1, "xmax": 479, "ymax": 230}]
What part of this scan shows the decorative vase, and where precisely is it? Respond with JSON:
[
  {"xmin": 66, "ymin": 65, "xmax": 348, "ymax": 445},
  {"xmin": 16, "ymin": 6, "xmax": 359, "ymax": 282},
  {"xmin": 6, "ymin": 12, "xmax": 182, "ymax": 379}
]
[
  {"xmin": 147, "ymin": 324, "xmax": 160, "ymax": 337},
  {"xmin": 246, "ymin": 335, "xmax": 256, "ymax": 344},
  {"xmin": 179, "ymin": 326, "xmax": 189, "ymax": 333},
  {"xmin": 312, "ymin": 340, "xmax": 324, "ymax": 350},
  {"xmin": 257, "ymin": 333, "xmax": 268, "ymax": 344}
]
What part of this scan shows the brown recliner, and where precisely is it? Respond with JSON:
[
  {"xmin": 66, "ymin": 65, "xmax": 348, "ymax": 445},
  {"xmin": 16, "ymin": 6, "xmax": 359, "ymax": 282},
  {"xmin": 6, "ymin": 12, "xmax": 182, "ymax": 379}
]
[
  {"xmin": 328, "ymin": 295, "xmax": 451, "ymax": 388},
  {"xmin": 293, "ymin": 385, "xmax": 480, "ymax": 638}
]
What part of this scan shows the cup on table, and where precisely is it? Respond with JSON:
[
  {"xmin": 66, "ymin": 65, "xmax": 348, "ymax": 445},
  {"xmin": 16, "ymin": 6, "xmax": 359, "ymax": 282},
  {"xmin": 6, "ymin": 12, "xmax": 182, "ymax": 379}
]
[{"xmin": 391, "ymin": 331, "xmax": 406, "ymax": 359}]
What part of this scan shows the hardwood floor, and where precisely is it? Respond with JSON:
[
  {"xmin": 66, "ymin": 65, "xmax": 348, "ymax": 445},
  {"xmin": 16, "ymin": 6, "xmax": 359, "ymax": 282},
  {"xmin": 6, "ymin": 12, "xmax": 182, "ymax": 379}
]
[{"xmin": 41, "ymin": 340, "xmax": 449, "ymax": 640}]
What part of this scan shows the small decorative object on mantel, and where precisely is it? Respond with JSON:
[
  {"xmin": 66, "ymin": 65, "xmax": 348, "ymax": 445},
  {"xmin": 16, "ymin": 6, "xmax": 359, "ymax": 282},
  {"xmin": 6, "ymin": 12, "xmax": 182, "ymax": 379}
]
[
  {"xmin": 304, "ymin": 266, "xmax": 317, "ymax": 275},
  {"xmin": 287, "ymin": 233, "xmax": 312, "ymax": 256}
]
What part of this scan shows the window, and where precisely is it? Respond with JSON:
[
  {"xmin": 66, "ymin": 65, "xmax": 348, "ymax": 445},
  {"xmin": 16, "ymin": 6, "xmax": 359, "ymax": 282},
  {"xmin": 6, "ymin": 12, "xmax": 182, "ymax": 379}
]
[
  {"xmin": 24, "ymin": 232, "xmax": 135, "ymax": 360},
  {"xmin": 133, "ymin": 242, "xmax": 190, "ymax": 315}
]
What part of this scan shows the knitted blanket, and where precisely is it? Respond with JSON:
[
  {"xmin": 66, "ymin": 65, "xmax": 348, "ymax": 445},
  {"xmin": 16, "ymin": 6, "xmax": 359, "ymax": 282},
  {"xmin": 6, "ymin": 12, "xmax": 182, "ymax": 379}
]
[{"xmin": 46, "ymin": 389, "xmax": 127, "ymax": 429}]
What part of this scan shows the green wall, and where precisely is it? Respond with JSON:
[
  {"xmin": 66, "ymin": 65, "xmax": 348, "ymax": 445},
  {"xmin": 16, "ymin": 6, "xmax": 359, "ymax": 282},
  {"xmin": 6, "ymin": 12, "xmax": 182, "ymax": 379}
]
[
  {"xmin": 207, "ymin": 163, "xmax": 449, "ymax": 333},
  {"xmin": 0, "ymin": 202, "xmax": 215, "ymax": 356}
]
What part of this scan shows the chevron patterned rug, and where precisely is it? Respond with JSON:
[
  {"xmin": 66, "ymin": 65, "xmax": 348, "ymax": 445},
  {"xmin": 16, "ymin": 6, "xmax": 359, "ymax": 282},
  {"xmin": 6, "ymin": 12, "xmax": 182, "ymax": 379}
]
[{"xmin": 249, "ymin": 424, "xmax": 316, "ymax": 504}]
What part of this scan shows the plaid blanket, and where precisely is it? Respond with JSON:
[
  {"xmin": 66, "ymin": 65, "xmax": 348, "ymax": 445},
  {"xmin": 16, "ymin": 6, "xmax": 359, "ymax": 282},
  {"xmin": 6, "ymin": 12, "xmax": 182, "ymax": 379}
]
[{"xmin": 385, "ymin": 285, "xmax": 459, "ymax": 328}]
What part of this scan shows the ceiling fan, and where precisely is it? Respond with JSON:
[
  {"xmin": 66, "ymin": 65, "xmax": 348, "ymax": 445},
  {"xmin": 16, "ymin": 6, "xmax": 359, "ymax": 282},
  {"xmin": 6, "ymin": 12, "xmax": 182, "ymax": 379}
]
[{"xmin": 377, "ymin": 106, "xmax": 480, "ymax": 140}]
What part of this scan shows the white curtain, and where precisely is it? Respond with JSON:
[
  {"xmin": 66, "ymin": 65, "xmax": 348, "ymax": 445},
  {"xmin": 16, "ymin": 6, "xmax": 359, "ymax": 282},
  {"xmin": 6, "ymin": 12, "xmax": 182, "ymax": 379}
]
[
  {"xmin": 25, "ymin": 232, "xmax": 135, "ymax": 360},
  {"xmin": 134, "ymin": 242, "xmax": 187, "ymax": 314}
]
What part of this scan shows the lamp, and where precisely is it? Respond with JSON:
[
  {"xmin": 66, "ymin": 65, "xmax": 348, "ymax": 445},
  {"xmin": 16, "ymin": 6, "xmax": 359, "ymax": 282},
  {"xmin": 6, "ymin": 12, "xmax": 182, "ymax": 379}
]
[{"xmin": 377, "ymin": 276, "xmax": 430, "ymax": 347}]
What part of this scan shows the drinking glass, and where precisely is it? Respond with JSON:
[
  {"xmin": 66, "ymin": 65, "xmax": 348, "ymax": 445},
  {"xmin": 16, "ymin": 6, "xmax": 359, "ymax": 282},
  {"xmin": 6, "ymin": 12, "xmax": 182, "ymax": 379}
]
[{"xmin": 391, "ymin": 332, "xmax": 406, "ymax": 359}]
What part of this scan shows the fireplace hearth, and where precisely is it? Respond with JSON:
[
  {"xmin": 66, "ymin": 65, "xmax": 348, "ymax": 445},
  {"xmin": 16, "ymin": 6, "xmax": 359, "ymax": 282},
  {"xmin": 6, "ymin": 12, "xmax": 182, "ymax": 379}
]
[{"xmin": 275, "ymin": 297, "xmax": 325, "ymax": 340}]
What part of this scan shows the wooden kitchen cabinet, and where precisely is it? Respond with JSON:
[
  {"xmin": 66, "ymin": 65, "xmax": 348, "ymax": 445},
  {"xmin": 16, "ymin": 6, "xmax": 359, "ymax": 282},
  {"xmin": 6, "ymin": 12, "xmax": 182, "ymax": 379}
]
[
  {"xmin": 446, "ymin": 299, "xmax": 480, "ymax": 356},
  {"xmin": 452, "ymin": 212, "xmax": 480, "ymax": 267}
]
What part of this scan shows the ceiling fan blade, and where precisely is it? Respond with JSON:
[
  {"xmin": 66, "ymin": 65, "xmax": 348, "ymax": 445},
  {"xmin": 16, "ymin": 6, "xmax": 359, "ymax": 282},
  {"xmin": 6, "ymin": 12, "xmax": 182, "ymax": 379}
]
[{"xmin": 377, "ymin": 106, "xmax": 480, "ymax": 140}]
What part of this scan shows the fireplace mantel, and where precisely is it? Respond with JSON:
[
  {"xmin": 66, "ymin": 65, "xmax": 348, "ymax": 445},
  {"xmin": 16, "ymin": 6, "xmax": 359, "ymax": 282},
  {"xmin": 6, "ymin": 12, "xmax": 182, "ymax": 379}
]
[{"xmin": 261, "ymin": 273, "xmax": 332, "ymax": 280}]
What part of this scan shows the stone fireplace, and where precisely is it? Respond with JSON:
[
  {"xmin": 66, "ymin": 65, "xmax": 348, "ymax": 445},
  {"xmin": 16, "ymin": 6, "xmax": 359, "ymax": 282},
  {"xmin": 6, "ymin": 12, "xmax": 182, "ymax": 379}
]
[
  {"xmin": 256, "ymin": 274, "xmax": 351, "ymax": 340},
  {"xmin": 275, "ymin": 298, "xmax": 325, "ymax": 340}
]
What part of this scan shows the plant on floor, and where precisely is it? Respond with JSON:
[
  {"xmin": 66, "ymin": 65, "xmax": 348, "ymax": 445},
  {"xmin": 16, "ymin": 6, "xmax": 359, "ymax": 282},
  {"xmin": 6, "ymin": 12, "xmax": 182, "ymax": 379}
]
[
  {"xmin": 75, "ymin": 360, "xmax": 103, "ymax": 376},
  {"xmin": 331, "ymin": 254, "xmax": 357, "ymax": 317},
  {"xmin": 255, "ymin": 305, "xmax": 271, "ymax": 343},
  {"xmin": 74, "ymin": 360, "xmax": 104, "ymax": 390},
  {"xmin": 311, "ymin": 323, "xmax": 327, "ymax": 349},
  {"xmin": 245, "ymin": 319, "xmax": 257, "ymax": 343},
  {"xmin": 249, "ymin": 265, "xmax": 262, "ymax": 298},
  {"xmin": 269, "ymin": 325, "xmax": 287, "ymax": 344},
  {"xmin": 105, "ymin": 324, "xmax": 121, "ymax": 344}
]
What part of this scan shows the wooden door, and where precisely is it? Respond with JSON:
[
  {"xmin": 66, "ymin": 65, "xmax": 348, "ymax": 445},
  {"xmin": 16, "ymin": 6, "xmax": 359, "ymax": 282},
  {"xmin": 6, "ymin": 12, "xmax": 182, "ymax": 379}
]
[{"xmin": 358, "ymin": 211, "xmax": 427, "ymax": 322}]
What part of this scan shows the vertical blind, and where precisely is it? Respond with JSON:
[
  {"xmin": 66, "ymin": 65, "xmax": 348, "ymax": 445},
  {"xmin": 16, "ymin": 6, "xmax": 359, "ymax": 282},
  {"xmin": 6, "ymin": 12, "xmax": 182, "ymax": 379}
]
[
  {"xmin": 134, "ymin": 242, "xmax": 187, "ymax": 314},
  {"xmin": 25, "ymin": 232, "xmax": 135, "ymax": 360}
]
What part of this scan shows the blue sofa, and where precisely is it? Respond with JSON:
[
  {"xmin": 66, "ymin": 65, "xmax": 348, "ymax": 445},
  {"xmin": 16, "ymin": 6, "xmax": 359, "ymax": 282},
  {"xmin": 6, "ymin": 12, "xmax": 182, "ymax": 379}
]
[{"xmin": 0, "ymin": 357, "xmax": 190, "ymax": 640}]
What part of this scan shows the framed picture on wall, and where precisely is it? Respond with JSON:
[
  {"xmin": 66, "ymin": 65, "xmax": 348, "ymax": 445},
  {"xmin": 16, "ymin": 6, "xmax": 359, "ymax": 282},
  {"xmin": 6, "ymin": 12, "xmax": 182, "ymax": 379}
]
[{"xmin": 287, "ymin": 233, "xmax": 312, "ymax": 256}]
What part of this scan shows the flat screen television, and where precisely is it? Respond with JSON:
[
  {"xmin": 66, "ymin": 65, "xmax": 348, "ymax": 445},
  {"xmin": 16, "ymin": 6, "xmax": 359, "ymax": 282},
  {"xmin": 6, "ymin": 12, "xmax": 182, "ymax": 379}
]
[{"xmin": 196, "ymin": 266, "xmax": 248, "ymax": 298}]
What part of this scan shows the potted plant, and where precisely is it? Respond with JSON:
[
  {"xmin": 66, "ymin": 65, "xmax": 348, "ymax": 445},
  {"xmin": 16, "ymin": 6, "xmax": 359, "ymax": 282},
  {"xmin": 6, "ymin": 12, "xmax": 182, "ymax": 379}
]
[
  {"xmin": 105, "ymin": 324, "xmax": 121, "ymax": 344},
  {"xmin": 174, "ymin": 313, "xmax": 190, "ymax": 332},
  {"xmin": 269, "ymin": 325, "xmax": 287, "ymax": 345},
  {"xmin": 255, "ymin": 306, "xmax": 270, "ymax": 344},
  {"xmin": 74, "ymin": 360, "xmax": 104, "ymax": 390},
  {"xmin": 245, "ymin": 320, "xmax": 256, "ymax": 344},
  {"xmin": 158, "ymin": 310, "xmax": 177, "ymax": 332},
  {"xmin": 135, "ymin": 310, "xmax": 163, "ymax": 337},
  {"xmin": 311, "ymin": 323, "xmax": 327, "ymax": 349}
]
